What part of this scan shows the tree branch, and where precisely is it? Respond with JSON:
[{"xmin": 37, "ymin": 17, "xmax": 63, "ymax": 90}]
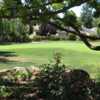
[
  {"xmin": 49, "ymin": 22, "xmax": 100, "ymax": 51},
  {"xmin": 41, "ymin": 0, "xmax": 90, "ymax": 16},
  {"xmin": 72, "ymin": 26, "xmax": 100, "ymax": 51}
]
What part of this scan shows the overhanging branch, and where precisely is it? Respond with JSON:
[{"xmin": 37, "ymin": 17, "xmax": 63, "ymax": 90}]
[
  {"xmin": 49, "ymin": 22, "xmax": 100, "ymax": 51},
  {"xmin": 40, "ymin": 0, "xmax": 90, "ymax": 16}
]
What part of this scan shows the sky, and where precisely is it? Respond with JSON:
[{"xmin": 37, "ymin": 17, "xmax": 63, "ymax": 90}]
[
  {"xmin": 97, "ymin": 0, "xmax": 100, "ymax": 2},
  {"xmin": 71, "ymin": 5, "xmax": 83, "ymax": 17},
  {"xmin": 58, "ymin": 5, "xmax": 83, "ymax": 18},
  {"xmin": 71, "ymin": 0, "xmax": 100, "ymax": 16}
]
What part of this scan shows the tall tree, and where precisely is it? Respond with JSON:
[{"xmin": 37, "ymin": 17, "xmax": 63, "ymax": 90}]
[{"xmin": 81, "ymin": 3, "xmax": 93, "ymax": 28}]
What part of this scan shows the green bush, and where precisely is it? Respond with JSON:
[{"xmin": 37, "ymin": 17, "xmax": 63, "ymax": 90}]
[
  {"xmin": 35, "ymin": 53, "xmax": 66, "ymax": 100},
  {"xmin": 68, "ymin": 33, "xmax": 77, "ymax": 40},
  {"xmin": 31, "ymin": 33, "xmax": 79, "ymax": 41},
  {"xmin": 34, "ymin": 53, "xmax": 94, "ymax": 100},
  {"xmin": 0, "ymin": 86, "xmax": 12, "ymax": 98},
  {"xmin": 32, "ymin": 35, "xmax": 47, "ymax": 41},
  {"xmin": 32, "ymin": 35, "xmax": 66, "ymax": 41},
  {"xmin": 48, "ymin": 35, "xmax": 61, "ymax": 41},
  {"xmin": 0, "ymin": 19, "xmax": 31, "ymax": 43}
]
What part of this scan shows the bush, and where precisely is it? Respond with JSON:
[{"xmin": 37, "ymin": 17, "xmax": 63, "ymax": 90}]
[
  {"xmin": 35, "ymin": 69, "xmax": 94, "ymax": 100},
  {"xmin": 0, "ymin": 19, "xmax": 31, "ymax": 43},
  {"xmin": 48, "ymin": 35, "xmax": 61, "ymax": 41},
  {"xmin": 32, "ymin": 35, "xmax": 60, "ymax": 41},
  {"xmin": 35, "ymin": 53, "xmax": 66, "ymax": 100},
  {"xmin": 0, "ymin": 86, "xmax": 12, "ymax": 98},
  {"xmin": 67, "ymin": 33, "xmax": 77, "ymax": 40},
  {"xmin": 32, "ymin": 35, "xmax": 47, "ymax": 41},
  {"xmin": 32, "ymin": 35, "xmax": 67, "ymax": 41},
  {"xmin": 34, "ymin": 53, "xmax": 94, "ymax": 100}
]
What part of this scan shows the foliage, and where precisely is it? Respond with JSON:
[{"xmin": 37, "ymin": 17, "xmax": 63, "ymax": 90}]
[
  {"xmin": 0, "ymin": 86, "xmax": 12, "ymax": 98},
  {"xmin": 0, "ymin": 0, "xmax": 100, "ymax": 50},
  {"xmin": 35, "ymin": 53, "xmax": 65, "ymax": 99},
  {"xmin": 93, "ymin": 18, "xmax": 100, "ymax": 27},
  {"xmin": 1, "ymin": 68, "xmax": 34, "ymax": 83},
  {"xmin": 48, "ymin": 35, "xmax": 61, "ymax": 41},
  {"xmin": 34, "ymin": 53, "xmax": 94, "ymax": 100},
  {"xmin": 32, "ymin": 35, "xmax": 67, "ymax": 41},
  {"xmin": 0, "ymin": 66, "xmax": 99, "ymax": 100},
  {"xmin": 31, "ymin": 35, "xmax": 47, "ymax": 41},
  {"xmin": 97, "ymin": 25, "xmax": 100, "ymax": 36},
  {"xmin": 63, "ymin": 11, "xmax": 81, "ymax": 29},
  {"xmin": 0, "ymin": 18, "xmax": 30, "ymax": 42},
  {"xmin": 90, "ymin": 0, "xmax": 100, "ymax": 18},
  {"xmin": 67, "ymin": 33, "xmax": 77, "ymax": 40},
  {"xmin": 80, "ymin": 3, "xmax": 93, "ymax": 28}
]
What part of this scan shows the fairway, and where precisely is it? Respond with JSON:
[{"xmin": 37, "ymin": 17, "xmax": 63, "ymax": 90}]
[{"xmin": 0, "ymin": 41, "xmax": 100, "ymax": 79}]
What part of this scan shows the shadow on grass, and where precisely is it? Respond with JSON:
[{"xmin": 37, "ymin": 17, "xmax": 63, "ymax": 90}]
[
  {"xmin": 0, "ymin": 51, "xmax": 17, "ymax": 57},
  {"xmin": 0, "ymin": 51, "xmax": 33, "ymax": 68},
  {"xmin": 0, "ymin": 42, "xmax": 12, "ymax": 45},
  {"xmin": 0, "ymin": 51, "xmax": 17, "ymax": 63}
]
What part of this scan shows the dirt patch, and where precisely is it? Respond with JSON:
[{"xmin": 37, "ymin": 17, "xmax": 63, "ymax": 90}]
[{"xmin": 0, "ymin": 56, "xmax": 32, "ymax": 62}]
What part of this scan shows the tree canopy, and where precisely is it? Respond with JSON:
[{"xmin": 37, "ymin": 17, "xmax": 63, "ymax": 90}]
[
  {"xmin": 80, "ymin": 3, "xmax": 94, "ymax": 28},
  {"xmin": 0, "ymin": 0, "xmax": 100, "ymax": 50}
]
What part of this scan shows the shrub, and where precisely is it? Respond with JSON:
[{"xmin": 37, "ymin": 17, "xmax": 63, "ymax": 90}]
[
  {"xmin": 0, "ymin": 86, "xmax": 12, "ymax": 98},
  {"xmin": 32, "ymin": 35, "xmax": 47, "ymax": 41},
  {"xmin": 67, "ymin": 33, "xmax": 77, "ymax": 40},
  {"xmin": 35, "ymin": 53, "xmax": 66, "ymax": 100},
  {"xmin": 0, "ymin": 18, "xmax": 31, "ymax": 43},
  {"xmin": 32, "ymin": 35, "xmax": 67, "ymax": 41},
  {"xmin": 48, "ymin": 35, "xmax": 61, "ymax": 41},
  {"xmin": 34, "ymin": 53, "xmax": 94, "ymax": 100}
]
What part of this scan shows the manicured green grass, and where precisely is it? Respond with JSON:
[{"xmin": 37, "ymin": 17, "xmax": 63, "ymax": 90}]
[{"xmin": 0, "ymin": 41, "xmax": 100, "ymax": 80}]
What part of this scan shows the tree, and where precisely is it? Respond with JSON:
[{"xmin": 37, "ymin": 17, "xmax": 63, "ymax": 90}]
[
  {"xmin": 80, "ymin": 3, "xmax": 93, "ymax": 28},
  {"xmin": 0, "ymin": 0, "xmax": 100, "ymax": 50}
]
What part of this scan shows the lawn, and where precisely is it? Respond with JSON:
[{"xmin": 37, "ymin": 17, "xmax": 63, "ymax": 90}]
[{"xmin": 0, "ymin": 41, "xmax": 100, "ymax": 80}]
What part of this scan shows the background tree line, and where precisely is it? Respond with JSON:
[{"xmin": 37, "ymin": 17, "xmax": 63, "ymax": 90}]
[{"xmin": 0, "ymin": 0, "xmax": 99, "ymax": 50}]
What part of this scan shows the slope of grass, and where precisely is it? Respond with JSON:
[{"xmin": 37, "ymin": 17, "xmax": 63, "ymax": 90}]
[{"xmin": 0, "ymin": 41, "xmax": 100, "ymax": 79}]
